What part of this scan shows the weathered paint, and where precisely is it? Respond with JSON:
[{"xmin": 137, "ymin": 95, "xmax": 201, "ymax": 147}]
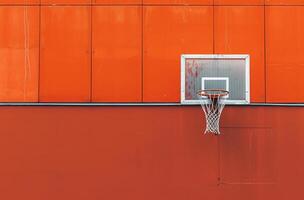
[
  {"xmin": 95, "ymin": 0, "xmax": 142, "ymax": 4},
  {"xmin": 214, "ymin": 6, "xmax": 265, "ymax": 102},
  {"xmin": 0, "ymin": 2, "xmax": 303, "ymax": 200},
  {"xmin": 0, "ymin": 106, "xmax": 301, "ymax": 199},
  {"xmin": 40, "ymin": 6, "xmax": 91, "ymax": 102},
  {"xmin": 214, "ymin": 0, "xmax": 264, "ymax": 5},
  {"xmin": 92, "ymin": 6, "xmax": 142, "ymax": 102},
  {"xmin": 143, "ymin": 0, "xmax": 213, "ymax": 4},
  {"xmin": 0, "ymin": 0, "xmax": 40, "ymax": 4},
  {"xmin": 0, "ymin": 4, "xmax": 302, "ymax": 103},
  {"xmin": 143, "ymin": 6, "xmax": 213, "ymax": 102},
  {"xmin": 266, "ymin": 6, "xmax": 304, "ymax": 102},
  {"xmin": 0, "ymin": 6, "xmax": 39, "ymax": 102},
  {"xmin": 41, "ymin": 0, "xmax": 91, "ymax": 4},
  {"xmin": 265, "ymin": 0, "xmax": 304, "ymax": 5}
]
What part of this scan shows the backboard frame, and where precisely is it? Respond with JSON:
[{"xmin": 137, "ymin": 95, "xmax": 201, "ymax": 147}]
[{"xmin": 181, "ymin": 54, "xmax": 250, "ymax": 105}]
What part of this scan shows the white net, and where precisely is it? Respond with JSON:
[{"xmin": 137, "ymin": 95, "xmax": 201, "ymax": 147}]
[{"xmin": 198, "ymin": 90, "xmax": 228, "ymax": 135}]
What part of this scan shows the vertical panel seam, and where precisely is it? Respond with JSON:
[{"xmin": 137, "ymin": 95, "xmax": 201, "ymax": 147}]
[
  {"xmin": 141, "ymin": 2, "xmax": 144, "ymax": 102},
  {"xmin": 264, "ymin": 1, "xmax": 267, "ymax": 103},
  {"xmin": 213, "ymin": 0, "xmax": 221, "ymax": 186},
  {"xmin": 38, "ymin": 1, "xmax": 41, "ymax": 102},
  {"xmin": 90, "ymin": 2, "xmax": 93, "ymax": 102}
]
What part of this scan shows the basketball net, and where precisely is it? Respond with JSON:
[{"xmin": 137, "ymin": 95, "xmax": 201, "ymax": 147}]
[{"xmin": 197, "ymin": 90, "xmax": 229, "ymax": 135}]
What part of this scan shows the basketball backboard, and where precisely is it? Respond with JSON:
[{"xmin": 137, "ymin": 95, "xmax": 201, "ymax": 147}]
[{"xmin": 181, "ymin": 54, "xmax": 250, "ymax": 105}]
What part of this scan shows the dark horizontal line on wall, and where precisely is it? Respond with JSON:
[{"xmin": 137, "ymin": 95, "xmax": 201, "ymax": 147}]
[
  {"xmin": 0, "ymin": 103, "xmax": 304, "ymax": 107},
  {"xmin": 219, "ymin": 181, "xmax": 276, "ymax": 185},
  {"xmin": 1, "ymin": 4, "xmax": 304, "ymax": 6}
]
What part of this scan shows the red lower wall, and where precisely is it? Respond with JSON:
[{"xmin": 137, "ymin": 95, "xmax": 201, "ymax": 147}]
[{"xmin": 0, "ymin": 106, "xmax": 303, "ymax": 200}]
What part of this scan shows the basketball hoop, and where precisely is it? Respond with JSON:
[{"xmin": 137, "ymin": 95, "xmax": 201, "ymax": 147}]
[{"xmin": 197, "ymin": 89, "xmax": 229, "ymax": 135}]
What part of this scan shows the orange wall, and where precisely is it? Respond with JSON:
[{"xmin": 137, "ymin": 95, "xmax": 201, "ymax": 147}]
[
  {"xmin": 0, "ymin": 105, "xmax": 303, "ymax": 199},
  {"xmin": 0, "ymin": 2, "xmax": 303, "ymax": 103}
]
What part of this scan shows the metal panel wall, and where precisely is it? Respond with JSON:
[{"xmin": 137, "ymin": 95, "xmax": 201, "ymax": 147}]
[
  {"xmin": 266, "ymin": 6, "xmax": 304, "ymax": 102},
  {"xmin": 143, "ymin": 0, "xmax": 213, "ymax": 4},
  {"xmin": 0, "ymin": 0, "xmax": 39, "ymax": 4},
  {"xmin": 266, "ymin": 0, "xmax": 304, "ymax": 5},
  {"xmin": 41, "ymin": 0, "xmax": 91, "ymax": 4},
  {"xmin": 0, "ymin": 2, "xmax": 303, "ymax": 103},
  {"xmin": 94, "ymin": 0, "xmax": 142, "ymax": 4},
  {"xmin": 214, "ymin": 0, "xmax": 264, "ymax": 5},
  {"xmin": 40, "ymin": 6, "xmax": 91, "ymax": 102},
  {"xmin": 0, "ymin": 6, "xmax": 39, "ymax": 102},
  {"xmin": 143, "ymin": 6, "xmax": 213, "ymax": 102},
  {"xmin": 92, "ymin": 6, "xmax": 142, "ymax": 102},
  {"xmin": 214, "ymin": 6, "xmax": 265, "ymax": 102},
  {"xmin": 0, "ymin": 106, "xmax": 302, "ymax": 199}
]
